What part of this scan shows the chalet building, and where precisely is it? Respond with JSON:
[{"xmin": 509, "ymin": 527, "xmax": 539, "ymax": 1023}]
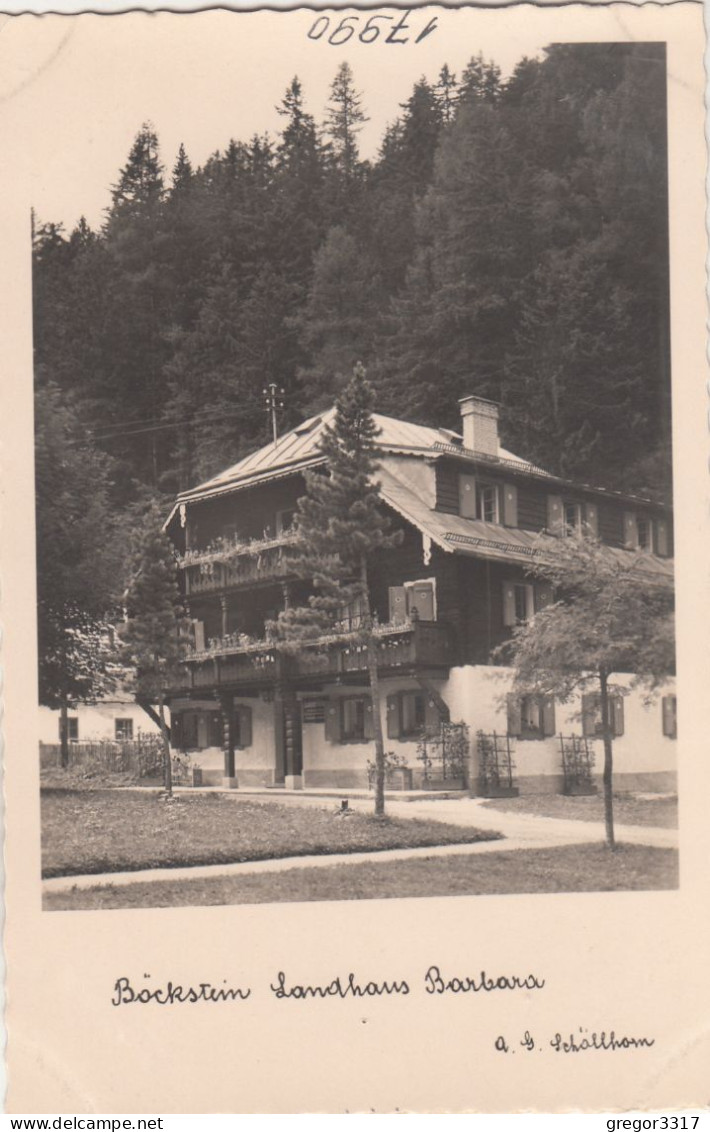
[{"xmin": 164, "ymin": 396, "xmax": 676, "ymax": 794}]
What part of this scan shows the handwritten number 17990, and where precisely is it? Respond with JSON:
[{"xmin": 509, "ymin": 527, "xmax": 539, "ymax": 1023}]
[{"xmin": 307, "ymin": 11, "xmax": 438, "ymax": 46}]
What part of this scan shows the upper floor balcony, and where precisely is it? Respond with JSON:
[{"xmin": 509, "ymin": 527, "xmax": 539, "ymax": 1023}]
[
  {"xmin": 174, "ymin": 619, "xmax": 455, "ymax": 693},
  {"xmin": 178, "ymin": 533, "xmax": 300, "ymax": 595}
]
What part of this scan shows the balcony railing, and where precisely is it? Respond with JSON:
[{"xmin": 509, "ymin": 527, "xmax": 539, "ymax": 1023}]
[
  {"xmin": 176, "ymin": 620, "xmax": 454, "ymax": 692},
  {"xmin": 178, "ymin": 533, "xmax": 300, "ymax": 594}
]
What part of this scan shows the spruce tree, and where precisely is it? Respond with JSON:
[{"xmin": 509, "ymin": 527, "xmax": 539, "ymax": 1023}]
[
  {"xmin": 324, "ymin": 62, "xmax": 368, "ymax": 183},
  {"xmin": 272, "ymin": 363, "xmax": 402, "ymax": 815},
  {"xmin": 434, "ymin": 64, "xmax": 459, "ymax": 124},
  {"xmin": 120, "ymin": 505, "xmax": 190, "ymax": 796}
]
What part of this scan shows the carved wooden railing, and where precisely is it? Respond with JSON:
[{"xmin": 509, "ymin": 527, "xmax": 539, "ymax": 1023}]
[{"xmin": 177, "ymin": 620, "xmax": 454, "ymax": 691}]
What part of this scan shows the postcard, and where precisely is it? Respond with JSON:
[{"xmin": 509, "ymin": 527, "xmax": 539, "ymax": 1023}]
[{"xmin": 1, "ymin": 2, "xmax": 708, "ymax": 1114}]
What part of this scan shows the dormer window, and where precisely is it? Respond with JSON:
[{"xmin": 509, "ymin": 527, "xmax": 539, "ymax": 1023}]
[
  {"xmin": 478, "ymin": 483, "xmax": 500, "ymax": 523},
  {"xmin": 548, "ymin": 496, "xmax": 598, "ymax": 538},
  {"xmin": 624, "ymin": 512, "xmax": 664, "ymax": 553},
  {"xmin": 637, "ymin": 517, "xmax": 653, "ymax": 551},
  {"xmin": 564, "ymin": 502, "xmax": 583, "ymax": 535},
  {"xmin": 459, "ymin": 474, "xmax": 501, "ymax": 523}
]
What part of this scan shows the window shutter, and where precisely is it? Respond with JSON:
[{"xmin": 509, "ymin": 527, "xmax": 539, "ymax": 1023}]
[
  {"xmin": 325, "ymin": 701, "xmax": 341, "ymax": 744},
  {"xmin": 237, "ymin": 705, "xmax": 252, "ymax": 748},
  {"xmin": 585, "ymin": 502, "xmax": 599, "ymax": 537},
  {"xmin": 655, "ymin": 520, "xmax": 670, "ymax": 557},
  {"xmin": 172, "ymin": 714, "xmax": 184, "ymax": 750},
  {"xmin": 502, "ymin": 582, "xmax": 517, "ymax": 627},
  {"xmin": 424, "ymin": 696, "xmax": 441, "ymax": 736},
  {"xmin": 541, "ymin": 696, "xmax": 556, "ymax": 737},
  {"xmin": 623, "ymin": 512, "xmax": 638, "ymax": 549},
  {"xmin": 502, "ymin": 484, "xmax": 518, "ymax": 527},
  {"xmin": 408, "ymin": 580, "xmax": 435, "ymax": 622},
  {"xmin": 612, "ymin": 696, "xmax": 625, "ymax": 737},
  {"xmin": 193, "ymin": 619, "xmax": 206, "ymax": 652},
  {"xmin": 363, "ymin": 700, "xmax": 375, "ymax": 740},
  {"xmin": 459, "ymin": 474, "xmax": 477, "ymax": 519},
  {"xmin": 388, "ymin": 586, "xmax": 407, "ymax": 624},
  {"xmin": 662, "ymin": 694, "xmax": 677, "ymax": 738},
  {"xmin": 547, "ymin": 495, "xmax": 564, "ymax": 535},
  {"xmin": 209, "ymin": 712, "xmax": 223, "ymax": 747},
  {"xmin": 507, "ymin": 694, "xmax": 522, "ymax": 738},
  {"xmin": 386, "ymin": 694, "xmax": 401, "ymax": 739},
  {"xmin": 581, "ymin": 694, "xmax": 596, "ymax": 737}
]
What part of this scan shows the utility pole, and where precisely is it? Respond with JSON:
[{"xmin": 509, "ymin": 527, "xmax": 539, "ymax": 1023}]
[{"xmin": 264, "ymin": 382, "xmax": 285, "ymax": 446}]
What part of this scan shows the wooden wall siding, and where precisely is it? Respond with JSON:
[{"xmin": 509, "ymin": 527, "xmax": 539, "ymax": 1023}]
[
  {"xmin": 187, "ymin": 474, "xmax": 308, "ymax": 550},
  {"xmin": 597, "ymin": 502, "xmax": 625, "ymax": 547},
  {"xmin": 435, "ymin": 463, "xmax": 460, "ymax": 514},
  {"xmin": 457, "ymin": 558, "xmax": 531, "ymax": 664},
  {"xmin": 368, "ymin": 524, "xmax": 436, "ymax": 620},
  {"xmin": 516, "ymin": 484, "xmax": 548, "ymax": 532}
]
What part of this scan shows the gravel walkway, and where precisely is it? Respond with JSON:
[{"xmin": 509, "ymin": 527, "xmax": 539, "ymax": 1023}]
[{"xmin": 42, "ymin": 791, "xmax": 676, "ymax": 895}]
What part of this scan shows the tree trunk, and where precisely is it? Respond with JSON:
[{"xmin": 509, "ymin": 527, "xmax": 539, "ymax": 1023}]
[
  {"xmin": 360, "ymin": 557, "xmax": 386, "ymax": 817},
  {"xmin": 599, "ymin": 671, "xmax": 615, "ymax": 849},
  {"xmin": 137, "ymin": 697, "xmax": 170, "ymax": 741},
  {"xmin": 59, "ymin": 697, "xmax": 70, "ymax": 769},
  {"xmin": 158, "ymin": 691, "xmax": 172, "ymax": 797}
]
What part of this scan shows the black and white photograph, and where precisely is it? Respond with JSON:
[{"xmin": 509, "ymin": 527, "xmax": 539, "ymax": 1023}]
[
  {"xmin": 2, "ymin": 1, "xmax": 708, "ymax": 1115},
  {"xmin": 31, "ymin": 15, "xmax": 678, "ymax": 911}
]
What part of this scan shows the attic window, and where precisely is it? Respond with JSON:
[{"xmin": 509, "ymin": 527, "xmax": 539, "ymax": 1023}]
[
  {"xmin": 294, "ymin": 416, "xmax": 322, "ymax": 437},
  {"xmin": 438, "ymin": 428, "xmax": 462, "ymax": 446}
]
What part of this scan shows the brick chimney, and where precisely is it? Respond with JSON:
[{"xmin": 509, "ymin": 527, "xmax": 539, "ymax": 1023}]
[{"xmin": 458, "ymin": 395, "xmax": 500, "ymax": 457}]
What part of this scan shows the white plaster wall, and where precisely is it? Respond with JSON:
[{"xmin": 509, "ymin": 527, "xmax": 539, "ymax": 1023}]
[
  {"xmin": 38, "ymin": 702, "xmax": 163, "ymax": 743},
  {"xmin": 234, "ymin": 696, "xmax": 275, "ymax": 777},
  {"xmin": 299, "ymin": 676, "xmax": 446, "ymax": 779},
  {"xmin": 443, "ymin": 665, "xmax": 677, "ymax": 782}
]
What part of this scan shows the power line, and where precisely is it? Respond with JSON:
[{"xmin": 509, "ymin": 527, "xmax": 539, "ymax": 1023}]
[
  {"xmin": 67, "ymin": 408, "xmax": 257, "ymax": 446},
  {"xmin": 88, "ymin": 404, "xmax": 251, "ymax": 438}
]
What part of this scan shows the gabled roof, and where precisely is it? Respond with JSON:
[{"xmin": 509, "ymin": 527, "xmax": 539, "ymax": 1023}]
[
  {"xmin": 165, "ymin": 404, "xmax": 670, "ymax": 539},
  {"xmin": 377, "ymin": 463, "xmax": 674, "ymax": 584},
  {"xmin": 172, "ymin": 408, "xmax": 547, "ymax": 507}
]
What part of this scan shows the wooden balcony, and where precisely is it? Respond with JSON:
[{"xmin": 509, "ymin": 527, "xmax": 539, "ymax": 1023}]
[
  {"xmin": 179, "ymin": 535, "xmax": 299, "ymax": 595},
  {"xmin": 174, "ymin": 621, "xmax": 454, "ymax": 694}
]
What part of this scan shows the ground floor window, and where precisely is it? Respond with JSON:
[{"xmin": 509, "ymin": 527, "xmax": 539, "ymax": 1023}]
[
  {"xmin": 507, "ymin": 694, "xmax": 555, "ymax": 739},
  {"xmin": 114, "ymin": 718, "xmax": 134, "ymax": 741},
  {"xmin": 60, "ymin": 717, "xmax": 79, "ymax": 741},
  {"xmin": 386, "ymin": 689, "xmax": 441, "ymax": 740},
  {"xmin": 581, "ymin": 692, "xmax": 625, "ymax": 738},
  {"xmin": 325, "ymin": 697, "xmax": 374, "ymax": 744},
  {"xmin": 662, "ymin": 694, "xmax": 677, "ymax": 738},
  {"xmin": 341, "ymin": 698, "xmax": 366, "ymax": 741}
]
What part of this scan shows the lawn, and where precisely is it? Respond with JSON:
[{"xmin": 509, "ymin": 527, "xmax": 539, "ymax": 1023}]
[
  {"xmin": 44, "ymin": 843, "xmax": 678, "ymax": 911},
  {"xmin": 481, "ymin": 792, "xmax": 677, "ymax": 829},
  {"xmin": 41, "ymin": 789, "xmax": 499, "ymax": 878}
]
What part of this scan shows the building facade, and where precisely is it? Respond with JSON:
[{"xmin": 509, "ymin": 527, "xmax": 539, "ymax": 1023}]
[
  {"xmin": 164, "ymin": 396, "xmax": 676, "ymax": 794},
  {"xmin": 38, "ymin": 697, "xmax": 164, "ymax": 745}
]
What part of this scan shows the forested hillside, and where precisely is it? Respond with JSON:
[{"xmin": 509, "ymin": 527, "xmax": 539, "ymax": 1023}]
[{"xmin": 33, "ymin": 42, "xmax": 670, "ymax": 511}]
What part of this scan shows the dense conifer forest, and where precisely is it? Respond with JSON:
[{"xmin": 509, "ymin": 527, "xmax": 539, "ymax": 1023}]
[{"xmin": 33, "ymin": 42, "xmax": 671, "ymax": 514}]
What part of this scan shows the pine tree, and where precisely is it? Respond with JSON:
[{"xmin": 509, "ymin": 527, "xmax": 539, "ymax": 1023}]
[
  {"xmin": 296, "ymin": 225, "xmax": 380, "ymax": 412},
  {"xmin": 324, "ymin": 62, "xmax": 369, "ymax": 183},
  {"xmin": 271, "ymin": 363, "xmax": 402, "ymax": 815},
  {"xmin": 459, "ymin": 52, "xmax": 502, "ymax": 105},
  {"xmin": 434, "ymin": 64, "xmax": 458, "ymax": 124},
  {"xmin": 120, "ymin": 505, "xmax": 190, "ymax": 795},
  {"xmin": 108, "ymin": 122, "xmax": 165, "ymax": 226}
]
